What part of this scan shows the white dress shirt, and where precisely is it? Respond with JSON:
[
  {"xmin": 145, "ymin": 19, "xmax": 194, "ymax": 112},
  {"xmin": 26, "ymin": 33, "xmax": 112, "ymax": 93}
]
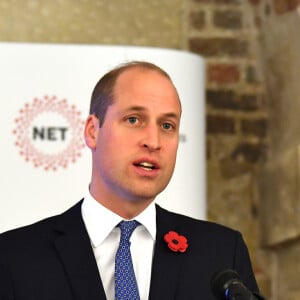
[{"xmin": 81, "ymin": 192, "xmax": 156, "ymax": 300}]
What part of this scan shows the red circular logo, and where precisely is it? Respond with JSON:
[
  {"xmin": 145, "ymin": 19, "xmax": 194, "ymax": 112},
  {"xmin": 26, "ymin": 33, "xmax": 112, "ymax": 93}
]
[{"xmin": 13, "ymin": 95, "xmax": 85, "ymax": 171}]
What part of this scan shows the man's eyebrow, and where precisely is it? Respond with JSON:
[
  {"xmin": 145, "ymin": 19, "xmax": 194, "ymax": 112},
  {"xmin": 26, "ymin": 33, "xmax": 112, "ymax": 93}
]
[
  {"xmin": 163, "ymin": 112, "xmax": 181, "ymax": 120},
  {"xmin": 125, "ymin": 106, "xmax": 146, "ymax": 112},
  {"xmin": 125, "ymin": 106, "xmax": 180, "ymax": 118},
  {"xmin": 122, "ymin": 106, "xmax": 181, "ymax": 122}
]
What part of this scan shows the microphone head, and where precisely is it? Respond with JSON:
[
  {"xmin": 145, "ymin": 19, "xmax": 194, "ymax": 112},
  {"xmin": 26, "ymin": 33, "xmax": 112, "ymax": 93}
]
[{"xmin": 211, "ymin": 269, "xmax": 240, "ymax": 300}]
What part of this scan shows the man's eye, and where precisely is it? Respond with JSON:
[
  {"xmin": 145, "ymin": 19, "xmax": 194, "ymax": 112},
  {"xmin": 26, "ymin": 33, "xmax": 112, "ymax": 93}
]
[
  {"xmin": 127, "ymin": 116, "xmax": 138, "ymax": 124},
  {"xmin": 162, "ymin": 123, "xmax": 174, "ymax": 130}
]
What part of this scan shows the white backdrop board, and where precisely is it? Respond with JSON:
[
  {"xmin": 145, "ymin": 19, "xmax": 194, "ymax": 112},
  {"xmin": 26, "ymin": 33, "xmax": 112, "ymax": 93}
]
[{"xmin": 0, "ymin": 42, "xmax": 206, "ymax": 233}]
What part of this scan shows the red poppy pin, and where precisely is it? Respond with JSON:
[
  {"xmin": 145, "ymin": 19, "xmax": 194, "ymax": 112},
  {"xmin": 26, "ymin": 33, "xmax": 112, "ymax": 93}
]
[{"xmin": 164, "ymin": 231, "xmax": 188, "ymax": 253}]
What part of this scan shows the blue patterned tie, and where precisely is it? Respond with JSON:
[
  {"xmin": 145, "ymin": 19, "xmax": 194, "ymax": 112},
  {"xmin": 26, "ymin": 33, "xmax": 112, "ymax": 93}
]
[{"xmin": 115, "ymin": 220, "xmax": 140, "ymax": 300}]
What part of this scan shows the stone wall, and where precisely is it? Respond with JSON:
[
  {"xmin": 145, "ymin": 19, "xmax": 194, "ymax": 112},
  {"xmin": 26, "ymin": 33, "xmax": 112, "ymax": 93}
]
[
  {"xmin": 250, "ymin": 0, "xmax": 300, "ymax": 299},
  {"xmin": 4, "ymin": 0, "xmax": 300, "ymax": 299},
  {"xmin": 0, "ymin": 0, "xmax": 184, "ymax": 48}
]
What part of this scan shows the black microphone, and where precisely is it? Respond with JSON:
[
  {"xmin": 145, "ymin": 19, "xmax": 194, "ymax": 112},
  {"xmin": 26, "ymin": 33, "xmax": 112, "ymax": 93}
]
[{"xmin": 211, "ymin": 269, "xmax": 264, "ymax": 300}]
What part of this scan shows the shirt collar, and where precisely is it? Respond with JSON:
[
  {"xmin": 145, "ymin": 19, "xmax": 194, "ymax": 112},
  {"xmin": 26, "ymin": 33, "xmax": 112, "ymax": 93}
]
[{"xmin": 81, "ymin": 190, "xmax": 157, "ymax": 247}]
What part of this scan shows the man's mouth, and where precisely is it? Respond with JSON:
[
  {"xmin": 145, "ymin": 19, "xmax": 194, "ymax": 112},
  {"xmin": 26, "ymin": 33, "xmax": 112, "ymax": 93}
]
[{"xmin": 134, "ymin": 161, "xmax": 157, "ymax": 171}]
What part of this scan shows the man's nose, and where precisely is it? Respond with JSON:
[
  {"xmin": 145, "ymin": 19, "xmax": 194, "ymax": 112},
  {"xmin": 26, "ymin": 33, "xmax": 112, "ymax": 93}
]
[{"xmin": 141, "ymin": 126, "xmax": 161, "ymax": 151}]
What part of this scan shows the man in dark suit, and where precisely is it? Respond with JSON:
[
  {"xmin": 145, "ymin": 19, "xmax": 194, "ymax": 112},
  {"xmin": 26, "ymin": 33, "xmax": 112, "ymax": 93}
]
[{"xmin": 0, "ymin": 61, "xmax": 263, "ymax": 299}]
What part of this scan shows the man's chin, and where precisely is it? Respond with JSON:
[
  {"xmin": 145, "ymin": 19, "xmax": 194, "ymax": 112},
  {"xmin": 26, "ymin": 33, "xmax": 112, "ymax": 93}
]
[{"xmin": 127, "ymin": 187, "xmax": 167, "ymax": 203}]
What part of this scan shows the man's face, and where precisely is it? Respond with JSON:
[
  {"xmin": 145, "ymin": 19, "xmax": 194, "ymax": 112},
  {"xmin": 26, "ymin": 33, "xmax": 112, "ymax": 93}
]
[{"xmin": 87, "ymin": 68, "xmax": 181, "ymax": 204}]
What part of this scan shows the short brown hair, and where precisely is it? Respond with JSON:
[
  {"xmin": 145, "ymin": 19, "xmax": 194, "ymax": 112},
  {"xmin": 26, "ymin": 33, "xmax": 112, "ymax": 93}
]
[{"xmin": 89, "ymin": 61, "xmax": 176, "ymax": 127}]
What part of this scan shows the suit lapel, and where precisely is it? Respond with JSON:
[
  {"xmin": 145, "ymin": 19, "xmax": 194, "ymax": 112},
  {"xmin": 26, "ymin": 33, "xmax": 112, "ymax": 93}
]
[
  {"xmin": 52, "ymin": 202, "xmax": 188, "ymax": 300},
  {"xmin": 149, "ymin": 205, "xmax": 186, "ymax": 300},
  {"xmin": 53, "ymin": 201, "xmax": 107, "ymax": 300}
]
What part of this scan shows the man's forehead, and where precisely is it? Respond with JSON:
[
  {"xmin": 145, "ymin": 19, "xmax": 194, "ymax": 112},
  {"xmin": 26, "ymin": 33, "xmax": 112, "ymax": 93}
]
[
  {"xmin": 112, "ymin": 66, "xmax": 181, "ymax": 111},
  {"xmin": 115, "ymin": 66, "xmax": 171, "ymax": 84}
]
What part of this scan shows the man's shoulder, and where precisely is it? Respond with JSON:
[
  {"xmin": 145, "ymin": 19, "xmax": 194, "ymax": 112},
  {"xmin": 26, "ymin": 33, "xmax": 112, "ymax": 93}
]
[
  {"xmin": 156, "ymin": 204, "xmax": 241, "ymax": 237},
  {"xmin": 0, "ymin": 200, "xmax": 83, "ymax": 247},
  {"xmin": 0, "ymin": 215, "xmax": 60, "ymax": 261}
]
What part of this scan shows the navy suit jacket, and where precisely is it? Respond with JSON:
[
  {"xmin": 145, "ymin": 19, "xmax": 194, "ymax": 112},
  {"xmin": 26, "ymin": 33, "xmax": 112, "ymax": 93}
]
[{"xmin": 0, "ymin": 201, "xmax": 261, "ymax": 299}]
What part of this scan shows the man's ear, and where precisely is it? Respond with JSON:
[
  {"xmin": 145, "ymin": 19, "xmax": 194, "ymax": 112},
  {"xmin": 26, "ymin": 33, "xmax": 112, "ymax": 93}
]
[{"xmin": 84, "ymin": 115, "xmax": 100, "ymax": 149}]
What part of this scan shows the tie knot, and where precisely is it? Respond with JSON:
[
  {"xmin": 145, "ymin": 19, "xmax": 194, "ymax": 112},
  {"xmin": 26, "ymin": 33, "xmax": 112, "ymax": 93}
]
[{"xmin": 118, "ymin": 220, "xmax": 139, "ymax": 241}]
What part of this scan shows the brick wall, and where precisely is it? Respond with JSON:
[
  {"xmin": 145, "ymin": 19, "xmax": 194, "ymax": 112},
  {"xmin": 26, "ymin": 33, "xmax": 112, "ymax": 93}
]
[
  {"xmin": 187, "ymin": 0, "xmax": 270, "ymax": 297},
  {"xmin": 187, "ymin": 0, "xmax": 268, "ymax": 165}
]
